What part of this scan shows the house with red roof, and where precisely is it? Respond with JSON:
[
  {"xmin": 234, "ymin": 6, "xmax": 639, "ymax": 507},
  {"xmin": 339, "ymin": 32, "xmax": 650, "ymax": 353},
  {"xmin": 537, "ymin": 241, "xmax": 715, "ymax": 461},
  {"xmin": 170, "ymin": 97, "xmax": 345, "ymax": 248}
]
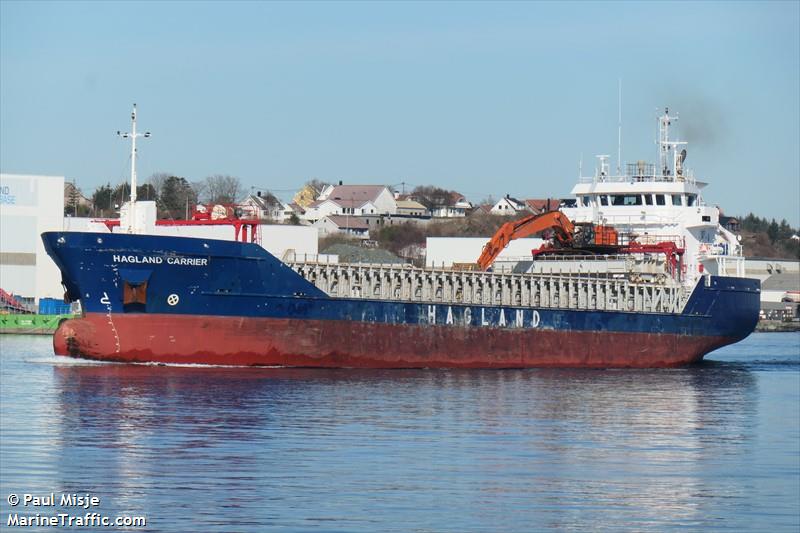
[
  {"xmin": 303, "ymin": 184, "xmax": 397, "ymax": 222},
  {"xmin": 524, "ymin": 198, "xmax": 561, "ymax": 215}
]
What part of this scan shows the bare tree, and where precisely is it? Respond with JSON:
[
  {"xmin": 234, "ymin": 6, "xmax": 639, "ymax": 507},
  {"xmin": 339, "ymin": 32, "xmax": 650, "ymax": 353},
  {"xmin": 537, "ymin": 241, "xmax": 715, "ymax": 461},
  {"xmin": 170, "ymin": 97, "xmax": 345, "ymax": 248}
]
[
  {"xmin": 202, "ymin": 174, "xmax": 242, "ymax": 204},
  {"xmin": 192, "ymin": 180, "xmax": 208, "ymax": 204},
  {"xmin": 147, "ymin": 172, "xmax": 170, "ymax": 197},
  {"xmin": 306, "ymin": 178, "xmax": 331, "ymax": 196},
  {"xmin": 410, "ymin": 185, "xmax": 459, "ymax": 210}
]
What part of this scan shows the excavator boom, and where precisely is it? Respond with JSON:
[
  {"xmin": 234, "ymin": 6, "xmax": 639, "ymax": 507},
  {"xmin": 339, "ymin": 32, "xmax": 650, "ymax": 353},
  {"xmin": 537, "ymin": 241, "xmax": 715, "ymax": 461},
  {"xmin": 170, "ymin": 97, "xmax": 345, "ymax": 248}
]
[{"xmin": 477, "ymin": 211, "xmax": 575, "ymax": 270}]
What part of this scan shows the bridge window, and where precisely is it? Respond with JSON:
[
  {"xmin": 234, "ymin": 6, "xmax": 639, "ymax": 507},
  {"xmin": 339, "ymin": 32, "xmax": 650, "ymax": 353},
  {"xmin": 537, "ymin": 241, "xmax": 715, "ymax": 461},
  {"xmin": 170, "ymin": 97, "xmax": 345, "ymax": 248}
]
[
  {"xmin": 612, "ymin": 194, "xmax": 642, "ymax": 206},
  {"xmin": 655, "ymin": 194, "xmax": 666, "ymax": 205},
  {"xmin": 582, "ymin": 196, "xmax": 590, "ymax": 206},
  {"xmin": 687, "ymin": 194, "xmax": 696, "ymax": 206},
  {"xmin": 671, "ymin": 194, "xmax": 683, "ymax": 206},
  {"xmin": 599, "ymin": 195, "xmax": 608, "ymax": 206},
  {"xmin": 644, "ymin": 194, "xmax": 653, "ymax": 206}
]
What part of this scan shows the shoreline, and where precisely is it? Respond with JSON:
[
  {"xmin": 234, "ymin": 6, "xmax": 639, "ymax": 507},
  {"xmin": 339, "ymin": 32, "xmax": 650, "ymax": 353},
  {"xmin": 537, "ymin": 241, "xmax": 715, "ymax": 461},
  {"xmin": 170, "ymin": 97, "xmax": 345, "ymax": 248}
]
[{"xmin": 755, "ymin": 320, "xmax": 800, "ymax": 333}]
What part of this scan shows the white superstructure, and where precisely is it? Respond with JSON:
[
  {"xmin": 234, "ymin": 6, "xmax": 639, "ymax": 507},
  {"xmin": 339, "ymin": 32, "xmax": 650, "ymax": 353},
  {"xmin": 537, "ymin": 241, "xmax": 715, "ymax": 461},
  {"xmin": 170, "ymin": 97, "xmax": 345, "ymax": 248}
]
[{"xmin": 560, "ymin": 108, "xmax": 744, "ymax": 285}]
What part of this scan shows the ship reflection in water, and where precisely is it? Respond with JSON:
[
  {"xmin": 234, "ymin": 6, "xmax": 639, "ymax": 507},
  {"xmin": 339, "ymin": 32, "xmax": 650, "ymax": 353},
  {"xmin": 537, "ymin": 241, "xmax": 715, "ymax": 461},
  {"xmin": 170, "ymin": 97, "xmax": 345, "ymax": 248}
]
[{"xmin": 1, "ymin": 334, "xmax": 798, "ymax": 532}]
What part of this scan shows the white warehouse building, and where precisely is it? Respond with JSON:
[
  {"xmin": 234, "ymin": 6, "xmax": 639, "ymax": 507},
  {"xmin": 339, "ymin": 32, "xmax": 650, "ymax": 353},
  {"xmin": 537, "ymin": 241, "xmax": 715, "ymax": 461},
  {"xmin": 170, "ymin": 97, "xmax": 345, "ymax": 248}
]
[{"xmin": 0, "ymin": 173, "xmax": 66, "ymax": 304}]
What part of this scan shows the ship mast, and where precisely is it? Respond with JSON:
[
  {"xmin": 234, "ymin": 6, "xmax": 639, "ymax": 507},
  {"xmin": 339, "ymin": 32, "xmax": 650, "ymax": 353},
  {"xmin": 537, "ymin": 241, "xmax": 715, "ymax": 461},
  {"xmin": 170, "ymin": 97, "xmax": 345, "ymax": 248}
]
[
  {"xmin": 658, "ymin": 107, "xmax": 671, "ymax": 178},
  {"xmin": 617, "ymin": 78, "xmax": 622, "ymax": 176},
  {"xmin": 117, "ymin": 104, "xmax": 151, "ymax": 232},
  {"xmin": 657, "ymin": 107, "xmax": 687, "ymax": 181}
]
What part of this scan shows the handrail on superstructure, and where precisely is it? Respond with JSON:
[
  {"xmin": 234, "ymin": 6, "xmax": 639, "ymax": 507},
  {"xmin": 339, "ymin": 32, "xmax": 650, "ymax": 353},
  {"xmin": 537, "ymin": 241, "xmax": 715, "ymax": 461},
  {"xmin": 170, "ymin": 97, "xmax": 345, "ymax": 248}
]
[{"xmin": 94, "ymin": 218, "xmax": 261, "ymax": 243}]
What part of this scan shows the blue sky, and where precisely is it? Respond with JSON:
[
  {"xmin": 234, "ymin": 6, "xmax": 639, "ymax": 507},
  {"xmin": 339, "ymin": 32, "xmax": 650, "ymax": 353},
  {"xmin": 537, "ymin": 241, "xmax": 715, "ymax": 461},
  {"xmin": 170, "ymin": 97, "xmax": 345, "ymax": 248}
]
[{"xmin": 1, "ymin": 1, "xmax": 798, "ymax": 224}]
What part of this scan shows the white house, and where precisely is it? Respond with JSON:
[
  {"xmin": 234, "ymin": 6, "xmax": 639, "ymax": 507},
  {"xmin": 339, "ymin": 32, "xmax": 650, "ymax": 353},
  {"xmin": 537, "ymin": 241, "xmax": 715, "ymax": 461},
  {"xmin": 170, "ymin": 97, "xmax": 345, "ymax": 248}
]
[
  {"xmin": 490, "ymin": 195, "xmax": 529, "ymax": 215},
  {"xmin": 240, "ymin": 192, "xmax": 294, "ymax": 222},
  {"xmin": 314, "ymin": 215, "xmax": 370, "ymax": 239},
  {"xmin": 431, "ymin": 197, "xmax": 472, "ymax": 218},
  {"xmin": 304, "ymin": 184, "xmax": 397, "ymax": 222}
]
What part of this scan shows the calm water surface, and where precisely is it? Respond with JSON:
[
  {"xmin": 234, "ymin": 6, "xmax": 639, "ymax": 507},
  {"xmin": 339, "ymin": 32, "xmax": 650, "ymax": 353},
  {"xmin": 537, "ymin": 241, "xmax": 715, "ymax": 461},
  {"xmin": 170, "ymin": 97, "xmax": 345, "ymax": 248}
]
[{"xmin": 1, "ymin": 333, "xmax": 798, "ymax": 531}]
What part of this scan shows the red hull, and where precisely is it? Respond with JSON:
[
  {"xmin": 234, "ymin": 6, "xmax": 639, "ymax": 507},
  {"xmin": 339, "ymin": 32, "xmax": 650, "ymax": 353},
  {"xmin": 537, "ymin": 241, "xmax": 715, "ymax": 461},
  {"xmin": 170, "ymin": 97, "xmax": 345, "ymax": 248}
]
[{"xmin": 53, "ymin": 313, "xmax": 732, "ymax": 369}]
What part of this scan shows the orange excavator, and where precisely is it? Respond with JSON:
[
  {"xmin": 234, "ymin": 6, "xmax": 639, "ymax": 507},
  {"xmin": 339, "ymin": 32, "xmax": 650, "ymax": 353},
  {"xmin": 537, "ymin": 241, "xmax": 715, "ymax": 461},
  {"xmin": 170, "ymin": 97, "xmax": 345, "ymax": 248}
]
[
  {"xmin": 477, "ymin": 211, "xmax": 576, "ymax": 270},
  {"xmin": 475, "ymin": 210, "xmax": 685, "ymax": 279},
  {"xmin": 476, "ymin": 211, "xmax": 620, "ymax": 270}
]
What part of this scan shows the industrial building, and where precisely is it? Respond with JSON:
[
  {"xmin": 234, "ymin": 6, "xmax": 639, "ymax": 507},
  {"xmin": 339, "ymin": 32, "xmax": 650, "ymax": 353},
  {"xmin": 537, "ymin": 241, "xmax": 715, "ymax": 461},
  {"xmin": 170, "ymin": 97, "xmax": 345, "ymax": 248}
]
[
  {"xmin": 0, "ymin": 173, "xmax": 66, "ymax": 306},
  {"xmin": 744, "ymin": 258, "xmax": 800, "ymax": 319}
]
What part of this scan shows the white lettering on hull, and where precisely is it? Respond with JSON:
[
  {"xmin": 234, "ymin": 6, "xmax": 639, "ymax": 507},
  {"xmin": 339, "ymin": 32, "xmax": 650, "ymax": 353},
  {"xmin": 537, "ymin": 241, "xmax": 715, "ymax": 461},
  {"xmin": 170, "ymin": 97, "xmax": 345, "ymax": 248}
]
[
  {"xmin": 425, "ymin": 306, "xmax": 541, "ymax": 330},
  {"xmin": 112, "ymin": 254, "xmax": 208, "ymax": 266}
]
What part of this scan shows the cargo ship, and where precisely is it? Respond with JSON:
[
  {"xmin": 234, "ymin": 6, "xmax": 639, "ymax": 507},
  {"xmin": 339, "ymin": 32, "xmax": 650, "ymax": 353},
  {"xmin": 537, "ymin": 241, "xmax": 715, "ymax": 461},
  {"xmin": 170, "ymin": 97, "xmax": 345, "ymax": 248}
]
[{"xmin": 42, "ymin": 106, "xmax": 760, "ymax": 368}]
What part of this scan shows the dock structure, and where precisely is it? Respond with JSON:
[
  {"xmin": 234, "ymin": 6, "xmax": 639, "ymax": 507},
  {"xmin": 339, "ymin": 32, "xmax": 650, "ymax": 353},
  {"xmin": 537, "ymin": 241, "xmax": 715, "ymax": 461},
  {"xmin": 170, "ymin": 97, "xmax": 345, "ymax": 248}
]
[{"xmin": 288, "ymin": 260, "xmax": 688, "ymax": 314}]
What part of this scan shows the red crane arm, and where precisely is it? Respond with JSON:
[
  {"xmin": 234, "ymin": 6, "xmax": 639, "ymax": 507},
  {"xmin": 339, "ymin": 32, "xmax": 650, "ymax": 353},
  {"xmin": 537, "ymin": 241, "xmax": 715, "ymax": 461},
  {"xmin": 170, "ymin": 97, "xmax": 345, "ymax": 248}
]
[{"xmin": 477, "ymin": 211, "xmax": 575, "ymax": 270}]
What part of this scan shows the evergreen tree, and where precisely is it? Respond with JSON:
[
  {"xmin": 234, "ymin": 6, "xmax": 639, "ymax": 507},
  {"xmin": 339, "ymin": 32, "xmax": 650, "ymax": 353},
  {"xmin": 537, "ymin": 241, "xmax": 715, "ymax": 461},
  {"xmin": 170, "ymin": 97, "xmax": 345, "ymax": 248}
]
[
  {"xmin": 112, "ymin": 183, "xmax": 131, "ymax": 206},
  {"xmin": 137, "ymin": 183, "xmax": 157, "ymax": 201},
  {"xmin": 91, "ymin": 183, "xmax": 113, "ymax": 217},
  {"xmin": 778, "ymin": 219, "xmax": 793, "ymax": 241},
  {"xmin": 65, "ymin": 184, "xmax": 80, "ymax": 216},
  {"xmin": 159, "ymin": 176, "xmax": 197, "ymax": 219},
  {"xmin": 767, "ymin": 219, "xmax": 780, "ymax": 244}
]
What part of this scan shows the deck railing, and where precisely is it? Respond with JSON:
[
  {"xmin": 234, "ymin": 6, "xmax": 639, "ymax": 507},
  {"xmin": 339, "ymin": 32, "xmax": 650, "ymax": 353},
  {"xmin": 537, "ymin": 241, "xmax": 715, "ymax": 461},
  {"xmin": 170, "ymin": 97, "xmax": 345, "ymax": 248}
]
[
  {"xmin": 577, "ymin": 168, "xmax": 696, "ymax": 185},
  {"xmin": 288, "ymin": 260, "xmax": 689, "ymax": 314}
]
